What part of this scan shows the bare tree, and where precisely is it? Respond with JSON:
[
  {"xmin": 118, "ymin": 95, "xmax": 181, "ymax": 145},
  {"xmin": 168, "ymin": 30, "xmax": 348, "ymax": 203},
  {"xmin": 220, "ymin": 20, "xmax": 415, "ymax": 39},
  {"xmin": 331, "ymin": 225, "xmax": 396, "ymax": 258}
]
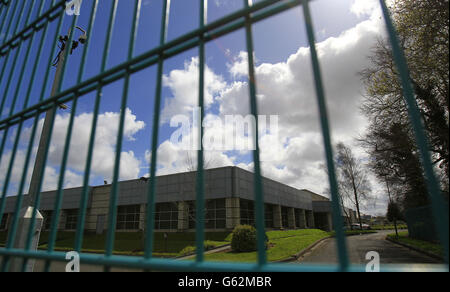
[
  {"xmin": 184, "ymin": 151, "xmax": 216, "ymax": 172},
  {"xmin": 182, "ymin": 151, "xmax": 218, "ymax": 225},
  {"xmin": 334, "ymin": 142, "xmax": 373, "ymax": 230}
]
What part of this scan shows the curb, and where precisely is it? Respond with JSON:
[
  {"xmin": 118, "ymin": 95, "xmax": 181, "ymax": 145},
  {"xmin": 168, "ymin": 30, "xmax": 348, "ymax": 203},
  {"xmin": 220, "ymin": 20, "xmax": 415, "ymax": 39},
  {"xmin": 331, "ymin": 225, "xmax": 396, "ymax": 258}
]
[
  {"xmin": 385, "ymin": 236, "xmax": 444, "ymax": 262},
  {"xmin": 175, "ymin": 244, "xmax": 231, "ymax": 260},
  {"xmin": 274, "ymin": 236, "xmax": 333, "ymax": 263}
]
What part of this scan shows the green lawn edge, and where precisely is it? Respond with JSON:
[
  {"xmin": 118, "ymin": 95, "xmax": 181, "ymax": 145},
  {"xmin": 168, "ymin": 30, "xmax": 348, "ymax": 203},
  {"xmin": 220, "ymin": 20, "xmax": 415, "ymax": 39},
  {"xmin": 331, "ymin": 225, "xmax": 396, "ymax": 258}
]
[
  {"xmin": 387, "ymin": 231, "xmax": 444, "ymax": 258},
  {"xmin": 203, "ymin": 229, "xmax": 330, "ymax": 263}
]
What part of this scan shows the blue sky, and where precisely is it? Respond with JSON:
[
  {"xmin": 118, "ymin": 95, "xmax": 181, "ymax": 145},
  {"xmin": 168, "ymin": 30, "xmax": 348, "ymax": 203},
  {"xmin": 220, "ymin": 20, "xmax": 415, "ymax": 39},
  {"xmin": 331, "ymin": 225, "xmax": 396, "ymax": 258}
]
[{"xmin": 0, "ymin": 0, "xmax": 388, "ymax": 215}]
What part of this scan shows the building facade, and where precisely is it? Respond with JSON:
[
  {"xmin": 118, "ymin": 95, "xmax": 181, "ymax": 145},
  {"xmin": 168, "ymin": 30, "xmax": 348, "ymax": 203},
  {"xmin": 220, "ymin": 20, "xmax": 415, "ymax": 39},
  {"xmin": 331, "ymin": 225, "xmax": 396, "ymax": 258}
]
[{"xmin": 1, "ymin": 167, "xmax": 333, "ymax": 233}]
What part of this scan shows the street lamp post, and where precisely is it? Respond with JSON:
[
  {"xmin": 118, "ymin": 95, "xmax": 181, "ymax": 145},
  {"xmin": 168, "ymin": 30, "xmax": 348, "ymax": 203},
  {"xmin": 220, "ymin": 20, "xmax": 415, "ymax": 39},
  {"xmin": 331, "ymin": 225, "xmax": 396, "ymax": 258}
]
[{"xmin": 8, "ymin": 27, "xmax": 86, "ymax": 272}]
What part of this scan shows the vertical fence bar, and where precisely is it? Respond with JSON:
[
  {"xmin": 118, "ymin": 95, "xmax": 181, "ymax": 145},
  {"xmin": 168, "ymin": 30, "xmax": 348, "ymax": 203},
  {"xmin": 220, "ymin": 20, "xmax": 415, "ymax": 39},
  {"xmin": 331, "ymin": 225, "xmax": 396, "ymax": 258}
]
[
  {"xmin": 105, "ymin": 0, "xmax": 141, "ymax": 267},
  {"xmin": 0, "ymin": 0, "xmax": 52, "ymax": 272},
  {"xmin": 0, "ymin": 118, "xmax": 38, "ymax": 272},
  {"xmin": 243, "ymin": 0, "xmax": 267, "ymax": 267},
  {"xmin": 0, "ymin": 0, "xmax": 58, "ymax": 167},
  {"xmin": 144, "ymin": 0, "xmax": 171, "ymax": 261},
  {"xmin": 0, "ymin": 0, "xmax": 16, "ymax": 109},
  {"xmin": 70, "ymin": 0, "xmax": 99, "ymax": 255},
  {"xmin": 21, "ymin": 11, "xmax": 77, "ymax": 272},
  {"xmin": 45, "ymin": 1, "xmax": 99, "ymax": 273},
  {"xmin": 379, "ymin": 0, "xmax": 449, "ymax": 265},
  {"xmin": 9, "ymin": 0, "xmax": 26, "ymax": 38},
  {"xmin": 0, "ymin": 0, "xmax": 13, "ymax": 37},
  {"xmin": 63, "ymin": 0, "xmax": 118, "ymax": 271},
  {"xmin": 0, "ymin": 0, "xmax": 17, "ymax": 45},
  {"xmin": 195, "ymin": 0, "xmax": 207, "ymax": 263},
  {"xmin": 0, "ymin": 0, "xmax": 27, "ymax": 118},
  {"xmin": 0, "ymin": 0, "xmax": 447, "ymax": 273},
  {"xmin": 301, "ymin": 0, "xmax": 349, "ymax": 271},
  {"xmin": 0, "ymin": 0, "xmax": 39, "ymax": 248},
  {"xmin": 6, "ymin": 0, "xmax": 38, "ymax": 117},
  {"xmin": 0, "ymin": 1, "xmax": 42, "ymax": 269}
]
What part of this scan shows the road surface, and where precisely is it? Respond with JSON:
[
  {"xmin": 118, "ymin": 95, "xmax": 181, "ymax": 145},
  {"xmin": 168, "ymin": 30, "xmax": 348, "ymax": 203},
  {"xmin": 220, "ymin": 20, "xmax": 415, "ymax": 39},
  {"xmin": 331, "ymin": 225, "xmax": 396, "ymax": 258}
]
[
  {"xmin": 1, "ymin": 231, "xmax": 444, "ymax": 272},
  {"xmin": 296, "ymin": 230, "xmax": 443, "ymax": 271}
]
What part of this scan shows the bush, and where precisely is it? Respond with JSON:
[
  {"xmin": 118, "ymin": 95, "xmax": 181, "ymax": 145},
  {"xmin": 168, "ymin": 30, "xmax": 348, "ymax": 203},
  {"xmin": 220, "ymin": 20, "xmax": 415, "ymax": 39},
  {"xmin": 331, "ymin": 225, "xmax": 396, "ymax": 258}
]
[{"xmin": 231, "ymin": 225, "xmax": 258, "ymax": 252}]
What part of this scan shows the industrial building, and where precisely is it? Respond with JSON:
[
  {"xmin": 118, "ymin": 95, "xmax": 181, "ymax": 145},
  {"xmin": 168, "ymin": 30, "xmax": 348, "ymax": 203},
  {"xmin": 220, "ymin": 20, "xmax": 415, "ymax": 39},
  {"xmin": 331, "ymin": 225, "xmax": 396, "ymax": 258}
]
[{"xmin": 0, "ymin": 167, "xmax": 334, "ymax": 234}]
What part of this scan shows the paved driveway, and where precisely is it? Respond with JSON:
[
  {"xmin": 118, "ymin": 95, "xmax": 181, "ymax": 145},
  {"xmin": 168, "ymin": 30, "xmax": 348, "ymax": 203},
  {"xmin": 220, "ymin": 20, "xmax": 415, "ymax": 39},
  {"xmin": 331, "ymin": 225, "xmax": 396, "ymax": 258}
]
[
  {"xmin": 296, "ymin": 230, "xmax": 443, "ymax": 271},
  {"xmin": 1, "ymin": 231, "xmax": 444, "ymax": 272}
]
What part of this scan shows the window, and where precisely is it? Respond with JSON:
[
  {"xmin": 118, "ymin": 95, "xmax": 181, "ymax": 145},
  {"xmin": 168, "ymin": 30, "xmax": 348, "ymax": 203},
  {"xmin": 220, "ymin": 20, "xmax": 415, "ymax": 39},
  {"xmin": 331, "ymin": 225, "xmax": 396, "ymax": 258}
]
[
  {"xmin": 117, "ymin": 205, "xmax": 141, "ymax": 230},
  {"xmin": 188, "ymin": 201, "xmax": 196, "ymax": 229},
  {"xmin": 265, "ymin": 204, "xmax": 274, "ymax": 228},
  {"xmin": 42, "ymin": 210, "xmax": 53, "ymax": 231},
  {"xmin": 65, "ymin": 209, "xmax": 78, "ymax": 230},
  {"xmin": 155, "ymin": 203, "xmax": 178, "ymax": 230},
  {"xmin": 295, "ymin": 209, "xmax": 301, "ymax": 228},
  {"xmin": 281, "ymin": 207, "xmax": 288, "ymax": 228},
  {"xmin": 240, "ymin": 199, "xmax": 255, "ymax": 226},
  {"xmin": 205, "ymin": 199, "xmax": 226, "ymax": 229},
  {"xmin": 0, "ymin": 214, "xmax": 8, "ymax": 230}
]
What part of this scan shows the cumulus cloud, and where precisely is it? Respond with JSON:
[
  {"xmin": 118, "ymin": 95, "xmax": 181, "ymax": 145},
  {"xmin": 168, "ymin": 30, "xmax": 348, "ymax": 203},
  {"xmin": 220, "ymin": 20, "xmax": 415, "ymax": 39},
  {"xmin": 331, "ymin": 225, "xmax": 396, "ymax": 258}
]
[
  {"xmin": 156, "ymin": 5, "xmax": 386, "ymax": 214},
  {"xmin": 2, "ymin": 4, "xmax": 389, "ymax": 215},
  {"xmin": 153, "ymin": 140, "xmax": 235, "ymax": 176},
  {"xmin": 350, "ymin": 0, "xmax": 380, "ymax": 18},
  {"xmin": 1, "ymin": 108, "xmax": 146, "ymax": 195},
  {"xmin": 161, "ymin": 57, "xmax": 226, "ymax": 123}
]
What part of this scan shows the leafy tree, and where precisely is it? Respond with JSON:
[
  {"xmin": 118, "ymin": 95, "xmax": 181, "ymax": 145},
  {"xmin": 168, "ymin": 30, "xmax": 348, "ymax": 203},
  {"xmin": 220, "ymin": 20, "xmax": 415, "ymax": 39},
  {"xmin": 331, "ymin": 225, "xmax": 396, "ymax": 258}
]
[
  {"xmin": 361, "ymin": 0, "xmax": 449, "ymax": 209},
  {"xmin": 362, "ymin": 122, "xmax": 429, "ymax": 209}
]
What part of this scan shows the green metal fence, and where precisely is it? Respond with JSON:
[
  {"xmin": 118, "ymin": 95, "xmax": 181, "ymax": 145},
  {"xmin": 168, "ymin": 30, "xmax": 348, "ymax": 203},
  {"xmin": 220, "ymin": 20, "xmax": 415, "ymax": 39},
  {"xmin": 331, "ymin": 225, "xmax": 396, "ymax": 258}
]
[{"xmin": 0, "ymin": 0, "xmax": 448, "ymax": 272}]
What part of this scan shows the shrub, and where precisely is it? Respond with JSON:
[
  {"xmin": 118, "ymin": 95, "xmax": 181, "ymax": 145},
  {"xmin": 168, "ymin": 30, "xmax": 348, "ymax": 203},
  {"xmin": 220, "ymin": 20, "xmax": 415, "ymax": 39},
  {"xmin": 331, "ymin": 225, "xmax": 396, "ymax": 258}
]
[{"xmin": 231, "ymin": 225, "xmax": 258, "ymax": 252}]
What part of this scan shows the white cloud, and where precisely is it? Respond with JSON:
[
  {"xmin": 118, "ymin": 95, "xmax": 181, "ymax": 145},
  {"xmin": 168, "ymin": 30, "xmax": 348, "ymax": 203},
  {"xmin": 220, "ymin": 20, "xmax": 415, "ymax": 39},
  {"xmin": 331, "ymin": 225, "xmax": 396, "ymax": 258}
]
[
  {"xmin": 155, "ymin": 5, "xmax": 386, "ymax": 215},
  {"xmin": 2, "ymin": 5, "xmax": 388, "ymax": 216},
  {"xmin": 161, "ymin": 57, "xmax": 226, "ymax": 123},
  {"xmin": 1, "ymin": 108, "xmax": 146, "ymax": 195},
  {"xmin": 350, "ymin": 0, "xmax": 380, "ymax": 18}
]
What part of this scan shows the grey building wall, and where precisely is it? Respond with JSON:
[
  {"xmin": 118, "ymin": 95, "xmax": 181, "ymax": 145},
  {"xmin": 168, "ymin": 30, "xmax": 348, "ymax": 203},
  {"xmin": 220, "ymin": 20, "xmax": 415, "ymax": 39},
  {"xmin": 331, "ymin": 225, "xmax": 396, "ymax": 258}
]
[
  {"xmin": 1, "ymin": 166, "xmax": 330, "ymax": 232},
  {"xmin": 312, "ymin": 201, "xmax": 332, "ymax": 213},
  {"xmin": 233, "ymin": 168, "xmax": 313, "ymax": 210}
]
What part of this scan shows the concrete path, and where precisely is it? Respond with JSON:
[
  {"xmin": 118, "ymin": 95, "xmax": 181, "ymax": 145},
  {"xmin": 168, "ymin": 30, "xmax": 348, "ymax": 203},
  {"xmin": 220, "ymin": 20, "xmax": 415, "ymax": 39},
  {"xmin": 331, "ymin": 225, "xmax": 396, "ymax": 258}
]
[{"xmin": 295, "ymin": 230, "xmax": 442, "ymax": 270}]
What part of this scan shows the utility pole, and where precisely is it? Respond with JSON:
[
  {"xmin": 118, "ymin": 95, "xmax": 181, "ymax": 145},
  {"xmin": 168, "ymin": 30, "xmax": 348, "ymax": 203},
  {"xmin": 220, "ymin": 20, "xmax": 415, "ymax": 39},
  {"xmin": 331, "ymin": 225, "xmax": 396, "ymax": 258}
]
[{"xmin": 8, "ymin": 27, "xmax": 86, "ymax": 272}]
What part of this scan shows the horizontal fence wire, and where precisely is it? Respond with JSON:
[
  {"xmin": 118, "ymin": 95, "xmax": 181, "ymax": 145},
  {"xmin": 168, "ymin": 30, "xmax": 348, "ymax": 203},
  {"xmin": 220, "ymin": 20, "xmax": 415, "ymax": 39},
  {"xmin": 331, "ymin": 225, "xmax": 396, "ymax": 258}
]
[{"xmin": 0, "ymin": 0, "xmax": 448, "ymax": 272}]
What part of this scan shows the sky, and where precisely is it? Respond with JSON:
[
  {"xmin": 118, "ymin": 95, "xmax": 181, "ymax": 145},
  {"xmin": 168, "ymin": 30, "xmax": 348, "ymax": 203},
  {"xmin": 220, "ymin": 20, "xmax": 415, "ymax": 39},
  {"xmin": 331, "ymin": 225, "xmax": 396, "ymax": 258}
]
[{"xmin": 0, "ymin": 0, "xmax": 390, "ymax": 216}]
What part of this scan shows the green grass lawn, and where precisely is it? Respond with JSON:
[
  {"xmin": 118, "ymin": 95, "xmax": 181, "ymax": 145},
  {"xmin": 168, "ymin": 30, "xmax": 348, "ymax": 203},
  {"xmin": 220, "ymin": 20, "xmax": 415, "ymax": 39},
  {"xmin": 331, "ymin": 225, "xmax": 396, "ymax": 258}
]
[
  {"xmin": 204, "ymin": 229, "xmax": 330, "ymax": 263},
  {"xmin": 387, "ymin": 231, "xmax": 444, "ymax": 258},
  {"xmin": 1, "ymin": 231, "xmax": 230, "ymax": 257}
]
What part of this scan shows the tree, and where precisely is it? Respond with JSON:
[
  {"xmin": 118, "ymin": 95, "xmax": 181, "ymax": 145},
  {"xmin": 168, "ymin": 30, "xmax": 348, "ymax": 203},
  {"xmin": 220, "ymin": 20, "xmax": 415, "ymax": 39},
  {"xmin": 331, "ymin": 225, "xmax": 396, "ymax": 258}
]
[
  {"xmin": 334, "ymin": 142, "xmax": 373, "ymax": 230},
  {"xmin": 361, "ymin": 0, "xmax": 449, "ymax": 209},
  {"xmin": 181, "ymin": 151, "xmax": 217, "ymax": 227},
  {"xmin": 387, "ymin": 201, "xmax": 402, "ymax": 238},
  {"xmin": 361, "ymin": 122, "xmax": 429, "ymax": 209}
]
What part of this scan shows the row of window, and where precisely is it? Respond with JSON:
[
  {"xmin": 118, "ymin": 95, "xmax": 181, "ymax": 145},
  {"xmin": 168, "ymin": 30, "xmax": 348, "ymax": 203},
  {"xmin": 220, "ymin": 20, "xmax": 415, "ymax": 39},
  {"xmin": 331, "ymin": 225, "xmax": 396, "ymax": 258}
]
[
  {"xmin": 240, "ymin": 199, "xmax": 307, "ymax": 229},
  {"xmin": 0, "ymin": 214, "xmax": 8, "ymax": 230},
  {"xmin": 188, "ymin": 199, "xmax": 227, "ymax": 229},
  {"xmin": 1, "ymin": 201, "xmax": 310, "ymax": 232}
]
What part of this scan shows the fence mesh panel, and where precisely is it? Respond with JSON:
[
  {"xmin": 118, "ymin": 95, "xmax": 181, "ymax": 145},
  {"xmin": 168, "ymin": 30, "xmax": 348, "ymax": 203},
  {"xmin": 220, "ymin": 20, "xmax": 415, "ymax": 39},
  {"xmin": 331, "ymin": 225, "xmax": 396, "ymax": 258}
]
[{"xmin": 0, "ymin": 0, "xmax": 448, "ymax": 272}]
